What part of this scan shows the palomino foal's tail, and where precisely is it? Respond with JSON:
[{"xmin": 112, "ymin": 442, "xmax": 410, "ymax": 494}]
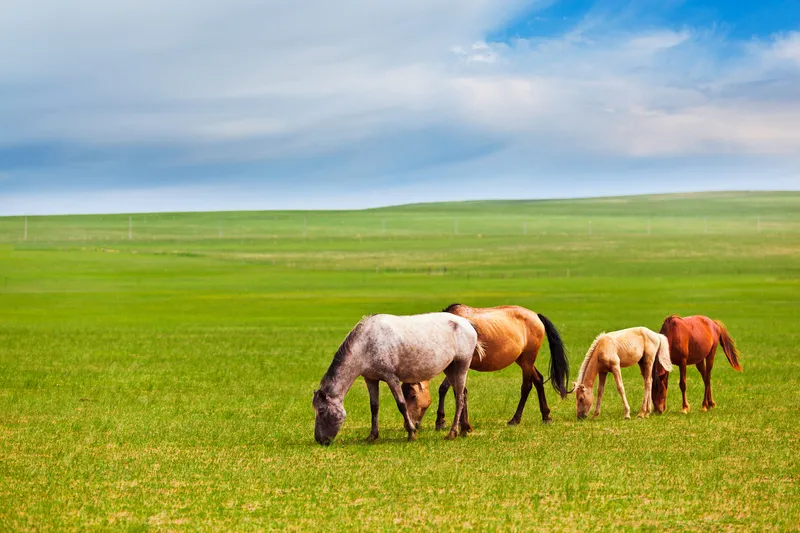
[
  {"xmin": 713, "ymin": 320, "xmax": 742, "ymax": 371},
  {"xmin": 538, "ymin": 314, "xmax": 570, "ymax": 399},
  {"xmin": 655, "ymin": 333, "xmax": 673, "ymax": 372}
]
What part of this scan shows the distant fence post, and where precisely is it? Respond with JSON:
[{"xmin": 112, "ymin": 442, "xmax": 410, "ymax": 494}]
[
  {"xmin": 382, "ymin": 217, "xmax": 386, "ymax": 236},
  {"xmin": 23, "ymin": 216, "xmax": 27, "ymax": 241},
  {"xmin": 218, "ymin": 219, "xmax": 222, "ymax": 239}
]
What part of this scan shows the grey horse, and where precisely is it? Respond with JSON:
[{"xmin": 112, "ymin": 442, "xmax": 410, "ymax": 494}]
[{"xmin": 312, "ymin": 312, "xmax": 484, "ymax": 445}]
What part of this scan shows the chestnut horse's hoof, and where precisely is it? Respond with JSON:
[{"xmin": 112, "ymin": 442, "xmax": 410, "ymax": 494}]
[
  {"xmin": 681, "ymin": 407, "xmax": 690, "ymax": 414},
  {"xmin": 507, "ymin": 418, "xmax": 521, "ymax": 426},
  {"xmin": 444, "ymin": 431, "xmax": 457, "ymax": 440},
  {"xmin": 366, "ymin": 434, "xmax": 378, "ymax": 443},
  {"xmin": 460, "ymin": 424, "xmax": 472, "ymax": 434},
  {"xmin": 407, "ymin": 432, "xmax": 417, "ymax": 442},
  {"xmin": 435, "ymin": 419, "xmax": 448, "ymax": 431}
]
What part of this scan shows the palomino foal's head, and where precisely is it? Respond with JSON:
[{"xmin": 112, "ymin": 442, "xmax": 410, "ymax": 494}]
[
  {"xmin": 312, "ymin": 389, "xmax": 346, "ymax": 446},
  {"xmin": 575, "ymin": 383, "xmax": 594, "ymax": 419},
  {"xmin": 402, "ymin": 382, "xmax": 432, "ymax": 429}
]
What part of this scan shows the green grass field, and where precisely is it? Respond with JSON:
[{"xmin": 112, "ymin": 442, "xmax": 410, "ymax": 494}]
[{"xmin": 1, "ymin": 191, "xmax": 798, "ymax": 531}]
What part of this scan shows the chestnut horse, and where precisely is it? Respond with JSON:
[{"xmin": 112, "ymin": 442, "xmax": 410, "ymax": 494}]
[
  {"xmin": 652, "ymin": 315, "xmax": 742, "ymax": 414},
  {"xmin": 405, "ymin": 304, "xmax": 570, "ymax": 429}
]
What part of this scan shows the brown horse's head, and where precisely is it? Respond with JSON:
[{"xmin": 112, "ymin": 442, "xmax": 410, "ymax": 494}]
[
  {"xmin": 575, "ymin": 383, "xmax": 594, "ymax": 419},
  {"xmin": 402, "ymin": 381, "xmax": 431, "ymax": 429},
  {"xmin": 651, "ymin": 361, "xmax": 670, "ymax": 414},
  {"xmin": 312, "ymin": 389, "xmax": 346, "ymax": 446}
]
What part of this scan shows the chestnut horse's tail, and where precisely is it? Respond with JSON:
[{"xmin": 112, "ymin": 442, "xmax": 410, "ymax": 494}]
[
  {"xmin": 713, "ymin": 320, "xmax": 742, "ymax": 371},
  {"xmin": 537, "ymin": 314, "xmax": 570, "ymax": 399}
]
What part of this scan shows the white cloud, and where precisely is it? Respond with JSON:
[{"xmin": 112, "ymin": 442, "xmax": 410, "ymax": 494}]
[{"xmin": 0, "ymin": 0, "xmax": 799, "ymax": 205}]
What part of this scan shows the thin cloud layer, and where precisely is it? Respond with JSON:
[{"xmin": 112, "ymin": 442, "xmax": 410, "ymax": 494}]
[{"xmin": 0, "ymin": 0, "xmax": 798, "ymax": 214}]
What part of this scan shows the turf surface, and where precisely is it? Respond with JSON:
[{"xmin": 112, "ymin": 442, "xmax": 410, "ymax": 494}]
[{"xmin": 1, "ymin": 191, "xmax": 798, "ymax": 531}]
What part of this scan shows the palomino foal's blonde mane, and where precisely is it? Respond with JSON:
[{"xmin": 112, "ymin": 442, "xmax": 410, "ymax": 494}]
[{"xmin": 576, "ymin": 332, "xmax": 606, "ymax": 385}]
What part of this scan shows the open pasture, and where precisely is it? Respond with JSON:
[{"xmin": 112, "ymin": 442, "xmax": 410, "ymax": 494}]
[{"xmin": 1, "ymin": 192, "xmax": 798, "ymax": 531}]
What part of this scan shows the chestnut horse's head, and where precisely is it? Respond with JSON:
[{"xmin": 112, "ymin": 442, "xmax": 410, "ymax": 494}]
[
  {"xmin": 575, "ymin": 383, "xmax": 594, "ymax": 419},
  {"xmin": 403, "ymin": 381, "xmax": 432, "ymax": 429},
  {"xmin": 312, "ymin": 389, "xmax": 346, "ymax": 446},
  {"xmin": 651, "ymin": 361, "xmax": 670, "ymax": 414}
]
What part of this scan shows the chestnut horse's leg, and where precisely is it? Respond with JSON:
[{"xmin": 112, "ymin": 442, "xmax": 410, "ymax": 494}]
[
  {"xmin": 435, "ymin": 377, "xmax": 451, "ymax": 431},
  {"xmin": 386, "ymin": 378, "xmax": 418, "ymax": 441},
  {"xmin": 365, "ymin": 378, "xmax": 380, "ymax": 442},
  {"xmin": 705, "ymin": 351, "xmax": 717, "ymax": 409},
  {"xmin": 610, "ymin": 364, "xmax": 631, "ymax": 420},
  {"xmin": 593, "ymin": 372, "xmax": 607, "ymax": 418},
  {"xmin": 679, "ymin": 363, "xmax": 690, "ymax": 414},
  {"xmin": 508, "ymin": 364, "xmax": 534, "ymax": 426}
]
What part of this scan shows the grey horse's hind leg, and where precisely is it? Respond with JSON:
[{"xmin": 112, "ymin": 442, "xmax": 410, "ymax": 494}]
[
  {"xmin": 386, "ymin": 378, "xmax": 418, "ymax": 441},
  {"xmin": 365, "ymin": 378, "xmax": 380, "ymax": 442},
  {"xmin": 443, "ymin": 361, "xmax": 469, "ymax": 440},
  {"xmin": 435, "ymin": 377, "xmax": 451, "ymax": 431}
]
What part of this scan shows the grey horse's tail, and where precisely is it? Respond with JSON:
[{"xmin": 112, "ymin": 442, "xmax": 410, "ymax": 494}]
[{"xmin": 538, "ymin": 314, "xmax": 570, "ymax": 399}]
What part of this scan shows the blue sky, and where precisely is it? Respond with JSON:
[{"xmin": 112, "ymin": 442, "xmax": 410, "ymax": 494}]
[{"xmin": 1, "ymin": 0, "xmax": 799, "ymax": 215}]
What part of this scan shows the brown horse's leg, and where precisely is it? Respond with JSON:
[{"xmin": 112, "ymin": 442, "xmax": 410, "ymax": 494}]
[
  {"xmin": 435, "ymin": 377, "xmax": 451, "ymax": 431},
  {"xmin": 508, "ymin": 366, "xmax": 533, "ymax": 426},
  {"xmin": 365, "ymin": 378, "xmax": 380, "ymax": 442},
  {"xmin": 531, "ymin": 365, "xmax": 552, "ymax": 423},
  {"xmin": 679, "ymin": 363, "xmax": 690, "ymax": 414},
  {"xmin": 459, "ymin": 387, "xmax": 472, "ymax": 434},
  {"xmin": 386, "ymin": 378, "xmax": 417, "ymax": 441}
]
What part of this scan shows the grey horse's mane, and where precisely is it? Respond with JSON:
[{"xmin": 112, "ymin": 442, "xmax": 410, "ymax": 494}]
[
  {"xmin": 322, "ymin": 316, "xmax": 371, "ymax": 387},
  {"xmin": 576, "ymin": 332, "xmax": 605, "ymax": 385}
]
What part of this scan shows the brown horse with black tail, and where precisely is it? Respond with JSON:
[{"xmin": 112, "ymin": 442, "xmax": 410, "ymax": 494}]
[
  {"xmin": 652, "ymin": 315, "xmax": 742, "ymax": 414},
  {"xmin": 405, "ymin": 304, "xmax": 570, "ymax": 430}
]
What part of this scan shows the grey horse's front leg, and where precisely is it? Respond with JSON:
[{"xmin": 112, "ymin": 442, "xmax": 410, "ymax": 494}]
[
  {"xmin": 444, "ymin": 362, "xmax": 469, "ymax": 440},
  {"xmin": 386, "ymin": 378, "xmax": 418, "ymax": 441},
  {"xmin": 365, "ymin": 378, "xmax": 380, "ymax": 442}
]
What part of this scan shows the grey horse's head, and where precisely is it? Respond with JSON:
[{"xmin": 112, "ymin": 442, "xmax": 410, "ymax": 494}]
[{"xmin": 312, "ymin": 389, "xmax": 346, "ymax": 445}]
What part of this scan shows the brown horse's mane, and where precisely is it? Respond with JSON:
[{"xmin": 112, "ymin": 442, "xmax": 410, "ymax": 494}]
[
  {"xmin": 442, "ymin": 303, "xmax": 464, "ymax": 313},
  {"xmin": 322, "ymin": 317, "xmax": 369, "ymax": 386}
]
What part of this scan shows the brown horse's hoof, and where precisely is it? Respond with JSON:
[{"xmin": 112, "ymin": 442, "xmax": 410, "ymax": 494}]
[
  {"xmin": 460, "ymin": 424, "xmax": 472, "ymax": 434},
  {"xmin": 407, "ymin": 432, "xmax": 417, "ymax": 442},
  {"xmin": 681, "ymin": 407, "xmax": 690, "ymax": 414},
  {"xmin": 444, "ymin": 431, "xmax": 457, "ymax": 440},
  {"xmin": 366, "ymin": 434, "xmax": 378, "ymax": 443},
  {"xmin": 435, "ymin": 419, "xmax": 448, "ymax": 431},
  {"xmin": 542, "ymin": 417, "xmax": 553, "ymax": 425},
  {"xmin": 507, "ymin": 418, "xmax": 521, "ymax": 426}
]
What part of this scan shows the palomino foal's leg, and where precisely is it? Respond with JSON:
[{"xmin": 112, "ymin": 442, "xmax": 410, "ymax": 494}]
[
  {"xmin": 610, "ymin": 365, "xmax": 631, "ymax": 419},
  {"xmin": 386, "ymin": 378, "xmax": 417, "ymax": 441},
  {"xmin": 593, "ymin": 372, "xmax": 607, "ymax": 417},
  {"xmin": 365, "ymin": 378, "xmax": 380, "ymax": 442},
  {"xmin": 679, "ymin": 364, "xmax": 690, "ymax": 414},
  {"xmin": 638, "ymin": 360, "xmax": 653, "ymax": 418},
  {"xmin": 435, "ymin": 377, "xmax": 451, "ymax": 431}
]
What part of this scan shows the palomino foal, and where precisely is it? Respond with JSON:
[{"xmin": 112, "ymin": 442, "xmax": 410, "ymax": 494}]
[
  {"xmin": 312, "ymin": 313, "xmax": 481, "ymax": 445},
  {"xmin": 574, "ymin": 327, "xmax": 672, "ymax": 420}
]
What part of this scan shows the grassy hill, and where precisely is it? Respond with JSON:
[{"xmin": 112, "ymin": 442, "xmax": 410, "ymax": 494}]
[{"xmin": 0, "ymin": 192, "xmax": 798, "ymax": 530}]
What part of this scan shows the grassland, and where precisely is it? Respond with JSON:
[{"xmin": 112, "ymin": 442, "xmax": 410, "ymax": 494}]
[{"xmin": 0, "ymin": 191, "xmax": 798, "ymax": 531}]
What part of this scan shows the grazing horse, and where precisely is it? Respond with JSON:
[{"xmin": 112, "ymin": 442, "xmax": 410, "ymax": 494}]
[
  {"xmin": 574, "ymin": 327, "xmax": 672, "ymax": 420},
  {"xmin": 405, "ymin": 304, "xmax": 570, "ymax": 429},
  {"xmin": 652, "ymin": 315, "xmax": 742, "ymax": 414},
  {"xmin": 312, "ymin": 313, "xmax": 483, "ymax": 445}
]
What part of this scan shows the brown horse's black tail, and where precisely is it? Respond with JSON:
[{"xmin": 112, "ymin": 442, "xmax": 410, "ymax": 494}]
[
  {"xmin": 538, "ymin": 314, "xmax": 570, "ymax": 399},
  {"xmin": 713, "ymin": 320, "xmax": 742, "ymax": 371}
]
